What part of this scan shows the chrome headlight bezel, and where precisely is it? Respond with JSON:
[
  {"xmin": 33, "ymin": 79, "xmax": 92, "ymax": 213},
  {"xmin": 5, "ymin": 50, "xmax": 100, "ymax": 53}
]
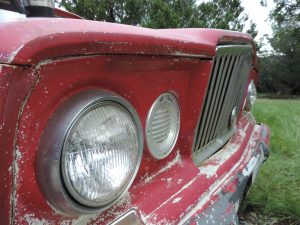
[{"xmin": 36, "ymin": 89, "xmax": 143, "ymax": 214}]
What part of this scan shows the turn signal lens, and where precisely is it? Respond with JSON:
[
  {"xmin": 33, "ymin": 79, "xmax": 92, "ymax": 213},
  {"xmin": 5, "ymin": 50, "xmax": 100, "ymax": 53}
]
[{"xmin": 146, "ymin": 93, "xmax": 180, "ymax": 159}]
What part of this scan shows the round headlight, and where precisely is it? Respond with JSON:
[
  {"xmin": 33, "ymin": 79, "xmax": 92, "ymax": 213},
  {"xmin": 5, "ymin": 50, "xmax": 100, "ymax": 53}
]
[
  {"xmin": 37, "ymin": 90, "xmax": 143, "ymax": 214},
  {"xmin": 244, "ymin": 80, "xmax": 257, "ymax": 111},
  {"xmin": 62, "ymin": 102, "xmax": 139, "ymax": 207},
  {"xmin": 146, "ymin": 93, "xmax": 180, "ymax": 159}
]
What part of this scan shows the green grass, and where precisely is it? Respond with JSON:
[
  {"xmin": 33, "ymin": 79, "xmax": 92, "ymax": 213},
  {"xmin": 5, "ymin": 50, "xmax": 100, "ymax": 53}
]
[{"xmin": 244, "ymin": 99, "xmax": 300, "ymax": 219}]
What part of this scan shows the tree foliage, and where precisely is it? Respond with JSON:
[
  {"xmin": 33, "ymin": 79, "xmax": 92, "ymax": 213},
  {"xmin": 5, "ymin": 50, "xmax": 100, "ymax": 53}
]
[
  {"xmin": 143, "ymin": 0, "xmax": 199, "ymax": 28},
  {"xmin": 60, "ymin": 0, "xmax": 147, "ymax": 24},
  {"xmin": 197, "ymin": 0, "xmax": 248, "ymax": 31},
  {"xmin": 246, "ymin": 21, "xmax": 262, "ymax": 51},
  {"xmin": 59, "ymin": 0, "xmax": 251, "ymax": 32},
  {"xmin": 258, "ymin": 0, "xmax": 300, "ymax": 95}
]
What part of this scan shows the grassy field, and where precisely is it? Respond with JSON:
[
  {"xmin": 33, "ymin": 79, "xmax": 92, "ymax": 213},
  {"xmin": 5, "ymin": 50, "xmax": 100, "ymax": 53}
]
[{"xmin": 244, "ymin": 99, "xmax": 300, "ymax": 219}]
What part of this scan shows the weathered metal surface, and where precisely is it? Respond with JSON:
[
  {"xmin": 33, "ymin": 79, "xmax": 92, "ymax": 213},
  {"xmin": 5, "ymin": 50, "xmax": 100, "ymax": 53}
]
[
  {"xmin": 0, "ymin": 18, "xmax": 253, "ymax": 65},
  {"xmin": 183, "ymin": 196, "xmax": 239, "ymax": 225},
  {"xmin": 0, "ymin": 64, "xmax": 36, "ymax": 224},
  {"xmin": 180, "ymin": 122, "xmax": 269, "ymax": 225},
  {"xmin": 9, "ymin": 55, "xmax": 210, "ymax": 224},
  {"xmin": 9, "ymin": 55, "xmax": 269, "ymax": 224},
  {"xmin": 0, "ymin": 14, "xmax": 268, "ymax": 225}
]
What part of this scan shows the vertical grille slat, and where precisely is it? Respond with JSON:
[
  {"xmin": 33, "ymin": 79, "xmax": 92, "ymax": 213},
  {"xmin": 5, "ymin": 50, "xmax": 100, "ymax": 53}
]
[
  {"xmin": 216, "ymin": 55, "xmax": 242, "ymax": 133},
  {"xmin": 202, "ymin": 56, "xmax": 228, "ymax": 146},
  {"xmin": 193, "ymin": 45, "xmax": 252, "ymax": 163},
  {"xmin": 206, "ymin": 56, "xmax": 232, "ymax": 143},
  {"xmin": 195, "ymin": 57, "xmax": 221, "ymax": 150},
  {"xmin": 208, "ymin": 54, "xmax": 236, "ymax": 141}
]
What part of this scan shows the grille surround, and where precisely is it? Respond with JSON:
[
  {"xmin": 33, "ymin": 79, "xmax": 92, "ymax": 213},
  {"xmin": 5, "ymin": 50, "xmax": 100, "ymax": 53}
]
[{"xmin": 192, "ymin": 45, "xmax": 252, "ymax": 164}]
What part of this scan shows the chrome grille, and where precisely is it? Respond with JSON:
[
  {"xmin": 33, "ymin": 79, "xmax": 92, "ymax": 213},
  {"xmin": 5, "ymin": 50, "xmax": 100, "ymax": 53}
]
[{"xmin": 193, "ymin": 45, "xmax": 252, "ymax": 163}]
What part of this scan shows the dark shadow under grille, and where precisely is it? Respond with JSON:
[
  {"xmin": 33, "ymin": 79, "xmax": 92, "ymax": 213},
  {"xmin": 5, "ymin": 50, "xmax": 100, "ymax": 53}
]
[{"xmin": 193, "ymin": 45, "xmax": 252, "ymax": 164}]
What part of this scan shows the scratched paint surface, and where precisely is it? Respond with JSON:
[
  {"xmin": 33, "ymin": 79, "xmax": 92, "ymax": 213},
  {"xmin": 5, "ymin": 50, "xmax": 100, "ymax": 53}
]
[
  {"xmin": 0, "ymin": 64, "xmax": 36, "ymax": 225},
  {"xmin": 0, "ymin": 16, "xmax": 266, "ymax": 225},
  {"xmin": 9, "ymin": 53, "xmax": 268, "ymax": 224},
  {"xmin": 0, "ymin": 18, "xmax": 253, "ymax": 65},
  {"xmin": 16, "ymin": 113, "xmax": 265, "ymax": 225},
  {"xmin": 9, "ymin": 55, "xmax": 208, "ymax": 224}
]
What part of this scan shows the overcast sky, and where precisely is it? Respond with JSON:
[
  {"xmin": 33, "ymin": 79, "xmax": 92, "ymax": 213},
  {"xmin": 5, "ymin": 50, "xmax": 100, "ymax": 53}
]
[
  {"xmin": 197, "ymin": 0, "xmax": 275, "ymax": 51},
  {"xmin": 242, "ymin": 0, "xmax": 275, "ymax": 51}
]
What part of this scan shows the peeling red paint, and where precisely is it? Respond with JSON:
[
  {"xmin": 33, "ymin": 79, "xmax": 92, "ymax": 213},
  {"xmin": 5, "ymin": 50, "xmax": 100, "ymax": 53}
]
[
  {"xmin": 0, "ymin": 64, "xmax": 36, "ymax": 224},
  {"xmin": 0, "ymin": 15, "xmax": 268, "ymax": 225},
  {"xmin": 0, "ymin": 19, "xmax": 255, "ymax": 65}
]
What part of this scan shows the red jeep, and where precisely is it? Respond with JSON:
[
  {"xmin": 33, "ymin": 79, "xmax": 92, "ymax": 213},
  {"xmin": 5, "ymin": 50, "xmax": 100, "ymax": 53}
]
[{"xmin": 0, "ymin": 1, "xmax": 270, "ymax": 224}]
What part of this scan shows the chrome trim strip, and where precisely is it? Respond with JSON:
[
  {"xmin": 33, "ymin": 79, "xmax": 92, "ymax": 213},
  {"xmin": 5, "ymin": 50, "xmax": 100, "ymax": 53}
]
[
  {"xmin": 110, "ymin": 210, "xmax": 143, "ymax": 225},
  {"xmin": 169, "ymin": 53, "xmax": 212, "ymax": 59}
]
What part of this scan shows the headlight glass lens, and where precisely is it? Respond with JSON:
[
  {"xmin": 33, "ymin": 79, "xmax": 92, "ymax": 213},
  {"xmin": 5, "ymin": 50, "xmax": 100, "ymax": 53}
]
[
  {"xmin": 146, "ymin": 93, "xmax": 180, "ymax": 159},
  {"xmin": 61, "ymin": 102, "xmax": 139, "ymax": 207},
  {"xmin": 245, "ymin": 80, "xmax": 257, "ymax": 110}
]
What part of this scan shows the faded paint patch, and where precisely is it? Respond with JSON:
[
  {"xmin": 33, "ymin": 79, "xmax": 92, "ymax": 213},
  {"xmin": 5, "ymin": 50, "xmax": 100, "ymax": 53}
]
[
  {"xmin": 140, "ymin": 211, "xmax": 175, "ymax": 225},
  {"xmin": 199, "ymin": 143, "xmax": 239, "ymax": 179},
  {"xmin": 145, "ymin": 171, "xmax": 203, "ymax": 221},
  {"xmin": 23, "ymin": 213, "xmax": 52, "ymax": 225},
  {"xmin": 199, "ymin": 164, "xmax": 220, "ymax": 179},
  {"xmin": 177, "ymin": 179, "xmax": 183, "ymax": 184},
  {"xmin": 7, "ymin": 45, "xmax": 24, "ymax": 63},
  {"xmin": 161, "ymin": 177, "xmax": 173, "ymax": 188},
  {"xmin": 15, "ymin": 148, "xmax": 22, "ymax": 177},
  {"xmin": 38, "ymin": 59, "xmax": 55, "ymax": 66},
  {"xmin": 172, "ymin": 197, "xmax": 182, "ymax": 204},
  {"xmin": 178, "ymin": 130, "xmax": 257, "ymax": 225},
  {"xmin": 10, "ymin": 147, "xmax": 23, "ymax": 219},
  {"xmin": 143, "ymin": 150, "xmax": 182, "ymax": 184},
  {"xmin": 72, "ymin": 192, "xmax": 132, "ymax": 225}
]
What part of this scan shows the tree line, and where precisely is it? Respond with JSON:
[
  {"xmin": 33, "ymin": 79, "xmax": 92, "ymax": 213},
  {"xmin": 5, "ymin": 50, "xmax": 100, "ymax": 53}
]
[
  {"xmin": 59, "ymin": 0, "xmax": 300, "ymax": 95},
  {"xmin": 259, "ymin": 0, "xmax": 299, "ymax": 95}
]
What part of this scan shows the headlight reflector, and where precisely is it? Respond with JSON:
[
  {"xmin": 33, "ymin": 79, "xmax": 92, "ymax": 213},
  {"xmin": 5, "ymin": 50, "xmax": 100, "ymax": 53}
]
[
  {"xmin": 244, "ymin": 80, "xmax": 257, "ymax": 111},
  {"xmin": 146, "ymin": 93, "xmax": 180, "ymax": 159},
  {"xmin": 62, "ymin": 102, "xmax": 139, "ymax": 207}
]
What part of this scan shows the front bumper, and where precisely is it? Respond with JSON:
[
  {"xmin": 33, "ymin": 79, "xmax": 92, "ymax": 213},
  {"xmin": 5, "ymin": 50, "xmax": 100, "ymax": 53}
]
[
  {"xmin": 108, "ymin": 115, "xmax": 270, "ymax": 225},
  {"xmin": 183, "ymin": 126, "xmax": 270, "ymax": 225}
]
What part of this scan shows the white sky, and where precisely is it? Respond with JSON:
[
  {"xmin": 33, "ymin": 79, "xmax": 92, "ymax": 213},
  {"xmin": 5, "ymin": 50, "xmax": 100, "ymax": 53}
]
[
  {"xmin": 242, "ymin": 0, "xmax": 274, "ymax": 38},
  {"xmin": 197, "ymin": 0, "xmax": 275, "ymax": 51},
  {"xmin": 242, "ymin": 0, "xmax": 275, "ymax": 51}
]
